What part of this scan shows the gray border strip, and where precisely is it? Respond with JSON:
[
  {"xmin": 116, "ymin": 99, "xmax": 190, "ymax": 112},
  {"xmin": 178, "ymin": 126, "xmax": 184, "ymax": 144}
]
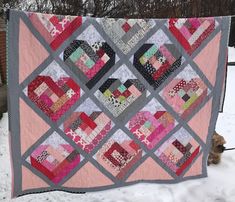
[
  {"xmin": 8, "ymin": 10, "xmax": 22, "ymax": 198},
  {"xmin": 205, "ymin": 17, "xmax": 231, "ymax": 161},
  {"xmin": 8, "ymin": 9, "xmax": 231, "ymax": 197}
]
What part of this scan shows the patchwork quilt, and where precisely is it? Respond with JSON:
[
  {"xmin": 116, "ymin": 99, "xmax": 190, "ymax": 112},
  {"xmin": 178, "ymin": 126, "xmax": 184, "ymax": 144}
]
[{"xmin": 8, "ymin": 10, "xmax": 230, "ymax": 197}]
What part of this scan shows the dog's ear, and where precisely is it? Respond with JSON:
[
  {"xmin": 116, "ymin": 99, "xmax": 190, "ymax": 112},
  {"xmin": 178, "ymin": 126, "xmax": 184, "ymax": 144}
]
[
  {"xmin": 212, "ymin": 133, "xmax": 219, "ymax": 145},
  {"xmin": 213, "ymin": 131, "xmax": 219, "ymax": 136},
  {"xmin": 214, "ymin": 133, "xmax": 226, "ymax": 145}
]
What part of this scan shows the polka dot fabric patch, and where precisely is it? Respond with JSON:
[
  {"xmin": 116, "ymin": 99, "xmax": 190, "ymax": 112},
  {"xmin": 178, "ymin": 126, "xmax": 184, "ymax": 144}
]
[{"xmin": 160, "ymin": 65, "xmax": 210, "ymax": 120}]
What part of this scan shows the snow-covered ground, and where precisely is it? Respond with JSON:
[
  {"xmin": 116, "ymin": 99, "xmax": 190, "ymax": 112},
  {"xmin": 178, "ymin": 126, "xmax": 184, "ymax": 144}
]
[{"xmin": 0, "ymin": 48, "xmax": 235, "ymax": 202}]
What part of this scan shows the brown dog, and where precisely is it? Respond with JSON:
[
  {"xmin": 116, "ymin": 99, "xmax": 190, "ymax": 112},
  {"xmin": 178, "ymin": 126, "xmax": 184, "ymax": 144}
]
[{"xmin": 207, "ymin": 132, "xmax": 226, "ymax": 165}]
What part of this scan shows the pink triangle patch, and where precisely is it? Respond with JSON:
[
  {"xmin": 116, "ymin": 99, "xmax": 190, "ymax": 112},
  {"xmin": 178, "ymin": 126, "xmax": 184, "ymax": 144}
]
[
  {"xmin": 127, "ymin": 157, "xmax": 173, "ymax": 182},
  {"xmin": 22, "ymin": 165, "xmax": 49, "ymax": 191},
  {"xmin": 20, "ymin": 98, "xmax": 50, "ymax": 155},
  {"xmin": 188, "ymin": 98, "xmax": 213, "ymax": 143},
  {"xmin": 19, "ymin": 19, "xmax": 49, "ymax": 84},
  {"xmin": 63, "ymin": 162, "xmax": 114, "ymax": 188},
  {"xmin": 183, "ymin": 153, "xmax": 203, "ymax": 177},
  {"xmin": 194, "ymin": 32, "xmax": 221, "ymax": 86}
]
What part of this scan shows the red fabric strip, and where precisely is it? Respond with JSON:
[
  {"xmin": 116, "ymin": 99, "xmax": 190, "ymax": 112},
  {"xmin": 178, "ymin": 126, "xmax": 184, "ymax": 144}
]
[
  {"xmin": 129, "ymin": 140, "xmax": 140, "ymax": 152},
  {"xmin": 104, "ymin": 142, "xmax": 129, "ymax": 167},
  {"xmin": 176, "ymin": 146, "xmax": 200, "ymax": 176},
  {"xmin": 169, "ymin": 19, "xmax": 192, "ymax": 54},
  {"xmin": 52, "ymin": 159, "xmax": 69, "ymax": 176},
  {"xmin": 154, "ymin": 111, "xmax": 166, "ymax": 119},
  {"xmin": 49, "ymin": 16, "xmax": 60, "ymax": 26},
  {"xmin": 30, "ymin": 156, "xmax": 55, "ymax": 180},
  {"xmin": 152, "ymin": 61, "xmax": 171, "ymax": 80},
  {"xmin": 44, "ymin": 76, "xmax": 65, "ymax": 97},
  {"xmin": 50, "ymin": 17, "xmax": 82, "ymax": 50},
  {"xmin": 80, "ymin": 112, "xmax": 97, "ymax": 130},
  {"xmin": 66, "ymin": 78, "xmax": 80, "ymax": 92}
]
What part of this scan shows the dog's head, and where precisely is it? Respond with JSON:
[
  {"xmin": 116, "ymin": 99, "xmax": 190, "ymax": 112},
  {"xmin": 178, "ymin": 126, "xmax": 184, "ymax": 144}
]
[{"xmin": 212, "ymin": 132, "xmax": 226, "ymax": 153}]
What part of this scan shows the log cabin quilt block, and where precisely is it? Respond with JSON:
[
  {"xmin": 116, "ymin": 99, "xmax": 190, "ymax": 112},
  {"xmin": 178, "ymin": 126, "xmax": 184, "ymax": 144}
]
[
  {"xmin": 60, "ymin": 98, "xmax": 114, "ymax": 154},
  {"xmin": 23, "ymin": 61, "xmax": 84, "ymax": 122},
  {"xmin": 25, "ymin": 132, "xmax": 83, "ymax": 184},
  {"xmin": 8, "ymin": 10, "xmax": 230, "ymax": 197}
]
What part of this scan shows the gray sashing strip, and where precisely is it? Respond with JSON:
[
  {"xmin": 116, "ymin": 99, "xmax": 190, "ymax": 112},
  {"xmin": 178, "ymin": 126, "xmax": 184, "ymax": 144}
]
[{"xmin": 8, "ymin": 9, "xmax": 231, "ymax": 197}]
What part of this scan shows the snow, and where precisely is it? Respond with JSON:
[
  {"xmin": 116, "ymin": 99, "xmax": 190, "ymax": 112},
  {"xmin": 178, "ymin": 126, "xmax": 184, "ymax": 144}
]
[
  {"xmin": 228, "ymin": 46, "xmax": 235, "ymax": 62},
  {"xmin": 1, "ymin": 49, "xmax": 235, "ymax": 202}
]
